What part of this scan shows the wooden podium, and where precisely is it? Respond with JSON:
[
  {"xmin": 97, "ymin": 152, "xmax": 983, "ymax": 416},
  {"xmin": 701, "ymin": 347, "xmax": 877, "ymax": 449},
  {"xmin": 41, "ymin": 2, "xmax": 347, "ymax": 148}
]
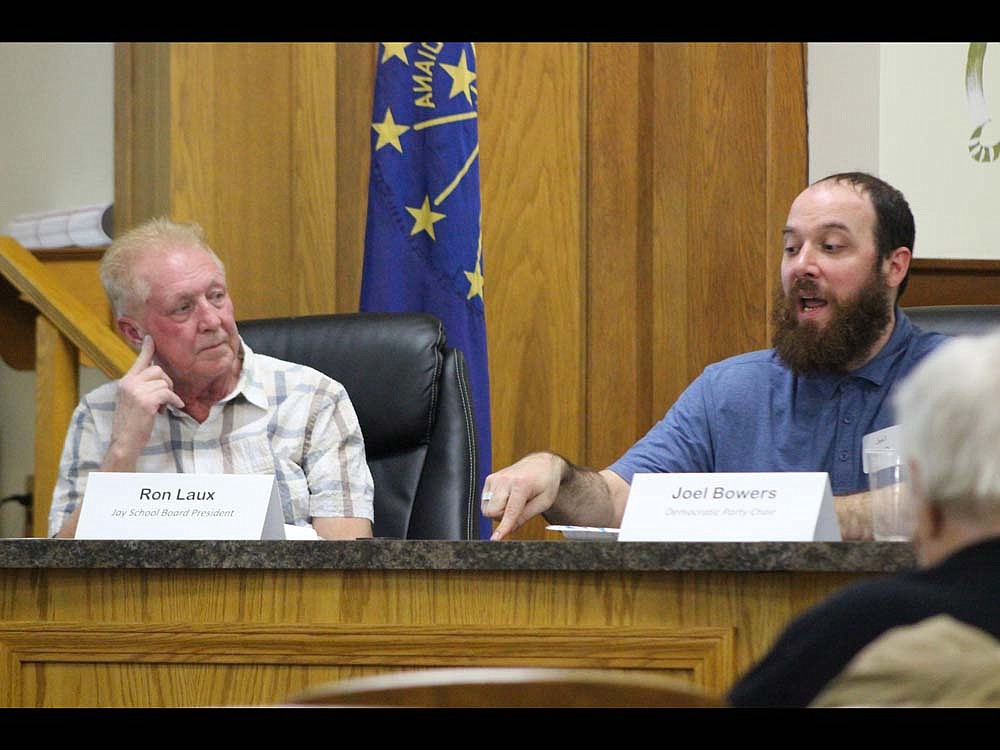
[{"xmin": 0, "ymin": 539, "xmax": 914, "ymax": 708}]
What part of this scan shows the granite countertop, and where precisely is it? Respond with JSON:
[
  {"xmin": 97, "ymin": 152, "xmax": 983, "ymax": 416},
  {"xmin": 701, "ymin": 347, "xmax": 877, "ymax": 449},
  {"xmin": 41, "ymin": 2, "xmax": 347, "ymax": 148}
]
[{"xmin": 0, "ymin": 539, "xmax": 916, "ymax": 573}]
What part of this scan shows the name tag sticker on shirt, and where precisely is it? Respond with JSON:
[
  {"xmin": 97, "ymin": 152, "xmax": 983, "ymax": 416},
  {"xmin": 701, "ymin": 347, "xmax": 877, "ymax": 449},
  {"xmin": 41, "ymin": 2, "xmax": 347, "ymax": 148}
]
[
  {"xmin": 618, "ymin": 472, "xmax": 841, "ymax": 542},
  {"xmin": 76, "ymin": 472, "xmax": 286, "ymax": 540},
  {"xmin": 862, "ymin": 425, "xmax": 901, "ymax": 473}
]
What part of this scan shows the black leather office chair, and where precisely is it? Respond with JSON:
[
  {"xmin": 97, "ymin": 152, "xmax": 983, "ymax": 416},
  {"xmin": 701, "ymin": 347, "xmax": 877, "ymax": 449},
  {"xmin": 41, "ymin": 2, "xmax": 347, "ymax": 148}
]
[
  {"xmin": 238, "ymin": 312, "xmax": 478, "ymax": 540},
  {"xmin": 903, "ymin": 305, "xmax": 1000, "ymax": 337}
]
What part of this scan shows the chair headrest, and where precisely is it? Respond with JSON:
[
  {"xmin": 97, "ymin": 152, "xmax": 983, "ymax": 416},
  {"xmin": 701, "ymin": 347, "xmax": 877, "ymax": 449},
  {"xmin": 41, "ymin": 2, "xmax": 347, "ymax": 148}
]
[
  {"xmin": 903, "ymin": 305, "xmax": 1000, "ymax": 337},
  {"xmin": 237, "ymin": 313, "xmax": 445, "ymax": 456}
]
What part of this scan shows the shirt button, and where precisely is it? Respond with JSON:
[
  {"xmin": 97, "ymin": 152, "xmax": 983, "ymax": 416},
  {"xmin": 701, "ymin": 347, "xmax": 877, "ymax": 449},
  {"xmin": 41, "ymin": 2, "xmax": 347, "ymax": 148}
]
[
  {"xmin": 839, "ymin": 450, "xmax": 848, "ymax": 461},
  {"xmin": 842, "ymin": 415, "xmax": 853, "ymax": 424}
]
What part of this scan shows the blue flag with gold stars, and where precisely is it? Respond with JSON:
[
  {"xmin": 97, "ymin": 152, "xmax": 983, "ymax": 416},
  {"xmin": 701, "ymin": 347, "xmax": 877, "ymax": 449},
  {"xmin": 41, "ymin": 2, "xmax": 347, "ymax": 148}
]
[{"xmin": 360, "ymin": 42, "xmax": 492, "ymax": 539}]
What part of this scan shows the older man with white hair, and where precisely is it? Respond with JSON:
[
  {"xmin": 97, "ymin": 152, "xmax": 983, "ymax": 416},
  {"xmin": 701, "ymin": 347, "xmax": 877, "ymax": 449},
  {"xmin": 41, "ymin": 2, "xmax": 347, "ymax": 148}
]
[
  {"xmin": 727, "ymin": 330, "xmax": 1000, "ymax": 707},
  {"xmin": 49, "ymin": 217, "xmax": 375, "ymax": 540}
]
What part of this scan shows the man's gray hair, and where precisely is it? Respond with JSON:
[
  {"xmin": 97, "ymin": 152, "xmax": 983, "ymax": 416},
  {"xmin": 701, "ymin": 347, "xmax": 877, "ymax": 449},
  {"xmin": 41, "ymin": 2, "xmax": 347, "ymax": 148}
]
[
  {"xmin": 100, "ymin": 217, "xmax": 225, "ymax": 317},
  {"xmin": 893, "ymin": 331, "xmax": 1000, "ymax": 520}
]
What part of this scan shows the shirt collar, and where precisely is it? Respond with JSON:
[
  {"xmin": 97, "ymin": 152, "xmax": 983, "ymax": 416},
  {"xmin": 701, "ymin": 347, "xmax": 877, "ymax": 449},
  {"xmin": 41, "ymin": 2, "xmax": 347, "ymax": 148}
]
[
  {"xmin": 162, "ymin": 337, "xmax": 267, "ymax": 419},
  {"xmin": 220, "ymin": 337, "xmax": 269, "ymax": 410},
  {"xmin": 850, "ymin": 307, "xmax": 912, "ymax": 387}
]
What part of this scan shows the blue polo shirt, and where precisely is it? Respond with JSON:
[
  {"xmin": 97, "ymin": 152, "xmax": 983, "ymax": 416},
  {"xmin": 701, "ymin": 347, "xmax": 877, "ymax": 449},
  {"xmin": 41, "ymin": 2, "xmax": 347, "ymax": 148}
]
[{"xmin": 608, "ymin": 310, "xmax": 948, "ymax": 495}]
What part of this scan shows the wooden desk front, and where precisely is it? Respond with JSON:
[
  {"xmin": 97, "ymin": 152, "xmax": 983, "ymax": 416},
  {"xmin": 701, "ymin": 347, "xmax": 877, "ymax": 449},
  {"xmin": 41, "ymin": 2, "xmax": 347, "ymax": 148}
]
[{"xmin": 0, "ymin": 539, "xmax": 914, "ymax": 707}]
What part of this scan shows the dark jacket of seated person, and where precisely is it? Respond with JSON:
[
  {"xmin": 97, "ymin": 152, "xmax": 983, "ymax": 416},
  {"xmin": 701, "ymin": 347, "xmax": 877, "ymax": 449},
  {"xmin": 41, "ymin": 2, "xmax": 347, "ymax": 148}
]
[{"xmin": 727, "ymin": 537, "xmax": 1000, "ymax": 707}]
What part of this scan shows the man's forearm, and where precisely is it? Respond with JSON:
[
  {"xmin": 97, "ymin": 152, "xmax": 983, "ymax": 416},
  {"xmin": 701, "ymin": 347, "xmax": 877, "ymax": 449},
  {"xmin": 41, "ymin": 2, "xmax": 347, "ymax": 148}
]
[
  {"xmin": 54, "ymin": 506, "xmax": 82, "ymax": 538},
  {"xmin": 100, "ymin": 439, "xmax": 141, "ymax": 473},
  {"xmin": 543, "ymin": 455, "xmax": 616, "ymax": 528},
  {"xmin": 834, "ymin": 491, "xmax": 874, "ymax": 540}
]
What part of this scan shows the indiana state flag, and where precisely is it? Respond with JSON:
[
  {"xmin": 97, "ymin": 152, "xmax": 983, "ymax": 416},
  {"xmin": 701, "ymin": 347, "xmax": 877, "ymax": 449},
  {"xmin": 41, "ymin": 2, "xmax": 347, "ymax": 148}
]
[{"xmin": 360, "ymin": 42, "xmax": 493, "ymax": 539}]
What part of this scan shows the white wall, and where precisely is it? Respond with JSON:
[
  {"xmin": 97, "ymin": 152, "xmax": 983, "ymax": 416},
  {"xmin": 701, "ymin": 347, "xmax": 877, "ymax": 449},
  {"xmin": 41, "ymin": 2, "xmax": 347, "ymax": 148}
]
[
  {"xmin": 807, "ymin": 41, "xmax": 1000, "ymax": 260},
  {"xmin": 0, "ymin": 43, "xmax": 113, "ymax": 520},
  {"xmin": 0, "ymin": 43, "xmax": 114, "ymax": 222},
  {"xmin": 879, "ymin": 43, "xmax": 1000, "ymax": 261},
  {"xmin": 806, "ymin": 42, "xmax": 881, "ymax": 183}
]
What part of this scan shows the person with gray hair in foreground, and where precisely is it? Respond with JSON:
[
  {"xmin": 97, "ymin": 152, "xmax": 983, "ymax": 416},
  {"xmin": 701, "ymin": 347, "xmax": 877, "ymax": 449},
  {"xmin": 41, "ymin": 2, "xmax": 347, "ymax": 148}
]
[{"xmin": 727, "ymin": 330, "xmax": 1000, "ymax": 707}]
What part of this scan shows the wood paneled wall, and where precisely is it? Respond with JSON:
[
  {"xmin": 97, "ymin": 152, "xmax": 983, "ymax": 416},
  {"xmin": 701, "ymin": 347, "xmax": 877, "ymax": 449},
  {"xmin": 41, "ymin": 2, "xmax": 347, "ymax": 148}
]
[
  {"xmin": 583, "ymin": 43, "xmax": 807, "ymax": 472},
  {"xmin": 114, "ymin": 42, "xmax": 807, "ymax": 539}
]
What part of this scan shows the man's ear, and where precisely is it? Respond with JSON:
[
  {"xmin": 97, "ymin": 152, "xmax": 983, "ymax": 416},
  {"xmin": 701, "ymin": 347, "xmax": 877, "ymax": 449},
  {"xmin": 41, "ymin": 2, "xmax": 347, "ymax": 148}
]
[
  {"xmin": 117, "ymin": 316, "xmax": 144, "ymax": 350},
  {"xmin": 885, "ymin": 246, "xmax": 912, "ymax": 290}
]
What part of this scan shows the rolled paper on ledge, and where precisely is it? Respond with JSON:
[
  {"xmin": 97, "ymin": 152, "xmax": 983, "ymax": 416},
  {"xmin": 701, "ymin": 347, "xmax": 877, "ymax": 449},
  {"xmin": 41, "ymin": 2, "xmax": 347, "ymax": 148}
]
[
  {"xmin": 37, "ymin": 212, "xmax": 73, "ymax": 248},
  {"xmin": 3, "ymin": 217, "xmax": 41, "ymax": 248},
  {"xmin": 2, "ymin": 202, "xmax": 113, "ymax": 250},
  {"xmin": 67, "ymin": 203, "xmax": 114, "ymax": 247}
]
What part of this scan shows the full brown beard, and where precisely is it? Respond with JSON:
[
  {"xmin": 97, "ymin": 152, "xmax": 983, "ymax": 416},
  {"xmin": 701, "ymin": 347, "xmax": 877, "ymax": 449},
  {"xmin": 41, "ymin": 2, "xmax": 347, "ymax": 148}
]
[{"xmin": 772, "ymin": 267, "xmax": 893, "ymax": 376}]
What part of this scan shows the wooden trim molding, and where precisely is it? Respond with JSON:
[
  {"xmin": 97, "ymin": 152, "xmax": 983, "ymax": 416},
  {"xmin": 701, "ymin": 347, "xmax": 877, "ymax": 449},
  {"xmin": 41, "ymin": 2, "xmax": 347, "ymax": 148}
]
[
  {"xmin": 905, "ymin": 258, "xmax": 1000, "ymax": 307},
  {"xmin": 0, "ymin": 623, "xmax": 735, "ymax": 706},
  {"xmin": 913, "ymin": 258, "xmax": 1000, "ymax": 273}
]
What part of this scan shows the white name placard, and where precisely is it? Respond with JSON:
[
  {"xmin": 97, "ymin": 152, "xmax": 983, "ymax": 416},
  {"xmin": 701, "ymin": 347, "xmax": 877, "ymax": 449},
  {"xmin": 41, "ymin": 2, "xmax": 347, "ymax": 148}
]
[
  {"xmin": 618, "ymin": 472, "xmax": 841, "ymax": 542},
  {"xmin": 76, "ymin": 472, "xmax": 286, "ymax": 540}
]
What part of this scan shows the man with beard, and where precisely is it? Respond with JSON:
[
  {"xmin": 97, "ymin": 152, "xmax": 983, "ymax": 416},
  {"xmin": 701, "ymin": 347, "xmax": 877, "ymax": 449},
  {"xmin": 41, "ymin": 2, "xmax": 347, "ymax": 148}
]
[{"xmin": 481, "ymin": 172, "xmax": 948, "ymax": 541}]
